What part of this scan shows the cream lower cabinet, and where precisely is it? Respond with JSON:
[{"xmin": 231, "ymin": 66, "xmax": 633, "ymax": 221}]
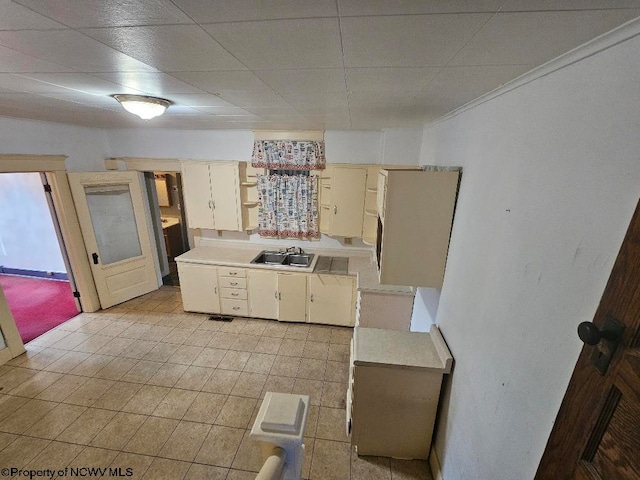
[
  {"xmin": 277, "ymin": 272, "xmax": 307, "ymax": 322},
  {"xmin": 320, "ymin": 166, "xmax": 367, "ymax": 238},
  {"xmin": 176, "ymin": 262, "xmax": 220, "ymax": 314},
  {"xmin": 308, "ymin": 274, "xmax": 355, "ymax": 327},
  {"xmin": 248, "ymin": 270, "xmax": 278, "ymax": 319}
]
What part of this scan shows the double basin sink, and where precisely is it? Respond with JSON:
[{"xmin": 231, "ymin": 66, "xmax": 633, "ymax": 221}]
[{"xmin": 250, "ymin": 251, "xmax": 315, "ymax": 268}]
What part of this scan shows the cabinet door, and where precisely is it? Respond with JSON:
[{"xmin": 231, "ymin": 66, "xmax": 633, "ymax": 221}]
[
  {"xmin": 277, "ymin": 273, "xmax": 307, "ymax": 323},
  {"xmin": 181, "ymin": 163, "xmax": 214, "ymax": 229},
  {"xmin": 210, "ymin": 163, "xmax": 241, "ymax": 231},
  {"xmin": 331, "ymin": 167, "xmax": 367, "ymax": 237},
  {"xmin": 177, "ymin": 263, "xmax": 220, "ymax": 313},
  {"xmin": 376, "ymin": 171, "xmax": 387, "ymax": 222},
  {"xmin": 308, "ymin": 274, "xmax": 355, "ymax": 326},
  {"xmin": 248, "ymin": 270, "xmax": 278, "ymax": 319}
]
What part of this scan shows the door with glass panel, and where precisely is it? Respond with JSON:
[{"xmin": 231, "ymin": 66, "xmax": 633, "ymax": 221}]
[{"xmin": 68, "ymin": 172, "xmax": 159, "ymax": 309}]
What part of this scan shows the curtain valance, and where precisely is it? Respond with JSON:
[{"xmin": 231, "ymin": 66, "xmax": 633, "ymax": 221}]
[{"xmin": 251, "ymin": 140, "xmax": 325, "ymax": 170}]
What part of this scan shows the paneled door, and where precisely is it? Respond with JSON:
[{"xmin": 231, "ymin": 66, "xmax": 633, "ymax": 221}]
[{"xmin": 68, "ymin": 172, "xmax": 159, "ymax": 309}]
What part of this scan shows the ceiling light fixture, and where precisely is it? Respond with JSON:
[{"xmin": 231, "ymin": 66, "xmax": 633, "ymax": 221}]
[{"xmin": 111, "ymin": 94, "xmax": 172, "ymax": 120}]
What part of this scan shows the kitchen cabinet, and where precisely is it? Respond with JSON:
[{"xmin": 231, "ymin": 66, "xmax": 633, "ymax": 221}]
[
  {"xmin": 219, "ymin": 266, "xmax": 248, "ymax": 316},
  {"xmin": 320, "ymin": 166, "xmax": 367, "ymax": 238},
  {"xmin": 248, "ymin": 269, "xmax": 278, "ymax": 319},
  {"xmin": 239, "ymin": 162, "xmax": 261, "ymax": 232},
  {"xmin": 377, "ymin": 168, "xmax": 459, "ymax": 288},
  {"xmin": 362, "ymin": 166, "xmax": 380, "ymax": 246},
  {"xmin": 348, "ymin": 326, "xmax": 453, "ymax": 459},
  {"xmin": 355, "ymin": 290, "xmax": 414, "ymax": 331},
  {"xmin": 176, "ymin": 262, "xmax": 220, "ymax": 314},
  {"xmin": 308, "ymin": 274, "xmax": 355, "ymax": 327},
  {"xmin": 162, "ymin": 220, "xmax": 184, "ymax": 259},
  {"xmin": 181, "ymin": 161, "xmax": 242, "ymax": 231},
  {"xmin": 277, "ymin": 272, "xmax": 307, "ymax": 323}
]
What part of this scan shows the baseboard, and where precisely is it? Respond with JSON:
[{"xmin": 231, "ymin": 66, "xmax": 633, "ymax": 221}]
[
  {"xmin": 0, "ymin": 267, "xmax": 68, "ymax": 281},
  {"xmin": 429, "ymin": 447, "xmax": 444, "ymax": 480}
]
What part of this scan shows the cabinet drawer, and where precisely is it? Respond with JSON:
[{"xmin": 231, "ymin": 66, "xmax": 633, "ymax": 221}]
[
  {"xmin": 219, "ymin": 277, "xmax": 247, "ymax": 289},
  {"xmin": 221, "ymin": 287, "xmax": 248, "ymax": 300},
  {"xmin": 221, "ymin": 298, "xmax": 248, "ymax": 316},
  {"xmin": 218, "ymin": 267, "xmax": 246, "ymax": 278}
]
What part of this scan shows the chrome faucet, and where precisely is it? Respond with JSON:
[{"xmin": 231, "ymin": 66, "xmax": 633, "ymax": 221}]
[{"xmin": 282, "ymin": 246, "xmax": 304, "ymax": 255}]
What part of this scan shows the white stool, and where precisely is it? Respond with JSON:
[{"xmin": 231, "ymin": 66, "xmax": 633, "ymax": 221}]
[{"xmin": 250, "ymin": 392, "xmax": 310, "ymax": 480}]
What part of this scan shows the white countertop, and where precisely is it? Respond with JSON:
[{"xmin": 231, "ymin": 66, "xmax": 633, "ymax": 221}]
[
  {"xmin": 353, "ymin": 325, "xmax": 452, "ymax": 373},
  {"xmin": 161, "ymin": 217, "xmax": 180, "ymax": 229}
]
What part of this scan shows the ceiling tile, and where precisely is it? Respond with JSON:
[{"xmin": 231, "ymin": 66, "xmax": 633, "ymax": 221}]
[
  {"xmin": 204, "ymin": 18, "xmax": 343, "ymax": 69},
  {"xmin": 20, "ymin": 73, "xmax": 145, "ymax": 95},
  {"xmin": 340, "ymin": 14, "xmax": 492, "ymax": 67},
  {"xmin": 81, "ymin": 25, "xmax": 246, "ymax": 71},
  {"xmin": 348, "ymin": 92, "xmax": 417, "ymax": 108},
  {"xmin": 0, "ymin": 73, "xmax": 81, "ymax": 94},
  {"xmin": 500, "ymin": 1, "xmax": 640, "ymax": 11},
  {"xmin": 170, "ymin": 71, "xmax": 273, "ymax": 94},
  {"xmin": 338, "ymin": 0, "xmax": 502, "ymax": 16},
  {"xmin": 255, "ymin": 69, "xmax": 346, "ymax": 94},
  {"xmin": 162, "ymin": 93, "xmax": 237, "ymax": 108},
  {"xmin": 173, "ymin": 0, "xmax": 337, "ymax": 22},
  {"xmin": 0, "ymin": 2, "xmax": 65, "ymax": 29},
  {"xmin": 92, "ymin": 72, "xmax": 207, "ymax": 95},
  {"xmin": 242, "ymin": 106, "xmax": 299, "ymax": 116},
  {"xmin": 14, "ymin": 0, "xmax": 193, "ymax": 27},
  {"xmin": 0, "ymin": 44, "xmax": 75, "ymax": 73},
  {"xmin": 450, "ymin": 10, "xmax": 640, "ymax": 66},
  {"xmin": 346, "ymin": 67, "xmax": 440, "ymax": 92},
  {"xmin": 217, "ymin": 92, "xmax": 291, "ymax": 108},
  {"xmin": 190, "ymin": 106, "xmax": 254, "ymax": 116},
  {"xmin": 293, "ymin": 106, "xmax": 350, "ymax": 116},
  {"xmin": 0, "ymin": 30, "xmax": 157, "ymax": 72},
  {"xmin": 424, "ymin": 65, "xmax": 535, "ymax": 94},
  {"xmin": 42, "ymin": 93, "xmax": 122, "ymax": 110},
  {"xmin": 281, "ymin": 92, "xmax": 348, "ymax": 108}
]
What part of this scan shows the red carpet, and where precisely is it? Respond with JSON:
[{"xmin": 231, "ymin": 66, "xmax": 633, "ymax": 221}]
[{"xmin": 0, "ymin": 274, "xmax": 80, "ymax": 344}]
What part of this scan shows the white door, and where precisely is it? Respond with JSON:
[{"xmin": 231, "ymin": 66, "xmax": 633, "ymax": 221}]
[{"xmin": 68, "ymin": 172, "xmax": 160, "ymax": 309}]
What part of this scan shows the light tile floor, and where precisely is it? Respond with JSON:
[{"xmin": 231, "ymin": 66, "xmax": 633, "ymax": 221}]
[{"xmin": 0, "ymin": 286, "xmax": 433, "ymax": 480}]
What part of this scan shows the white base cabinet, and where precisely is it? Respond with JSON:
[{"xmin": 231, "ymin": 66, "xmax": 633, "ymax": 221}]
[
  {"xmin": 176, "ymin": 263, "xmax": 220, "ymax": 314},
  {"xmin": 248, "ymin": 270, "xmax": 278, "ymax": 319},
  {"xmin": 308, "ymin": 274, "xmax": 355, "ymax": 327},
  {"xmin": 348, "ymin": 326, "xmax": 453, "ymax": 459}
]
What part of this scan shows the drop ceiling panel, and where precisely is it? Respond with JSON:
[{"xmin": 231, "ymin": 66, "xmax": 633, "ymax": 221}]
[
  {"xmin": 500, "ymin": 1, "xmax": 640, "ymax": 11},
  {"xmin": 170, "ymin": 71, "xmax": 274, "ymax": 94},
  {"xmin": 281, "ymin": 92, "xmax": 349, "ymax": 108},
  {"xmin": 20, "ymin": 73, "xmax": 144, "ymax": 95},
  {"xmin": 340, "ymin": 14, "xmax": 493, "ymax": 67},
  {"xmin": 0, "ymin": 2, "xmax": 65, "ymax": 30},
  {"xmin": 173, "ymin": 0, "xmax": 338, "ymax": 22},
  {"xmin": 450, "ymin": 10, "xmax": 640, "ymax": 66},
  {"xmin": 80, "ymin": 25, "xmax": 246, "ymax": 71},
  {"xmin": 217, "ymin": 92, "xmax": 292, "ymax": 108},
  {"xmin": 162, "ymin": 93, "xmax": 237, "ymax": 108},
  {"xmin": 346, "ymin": 67, "xmax": 440, "ymax": 92},
  {"xmin": 255, "ymin": 69, "xmax": 346, "ymax": 94},
  {"xmin": 338, "ymin": 0, "xmax": 503, "ymax": 16},
  {"xmin": 15, "ymin": 0, "xmax": 194, "ymax": 27},
  {"xmin": 348, "ymin": 92, "xmax": 418, "ymax": 109},
  {"xmin": 0, "ymin": 74, "xmax": 80, "ymax": 94},
  {"xmin": 0, "ymin": 45, "xmax": 75, "ymax": 73},
  {"xmin": 204, "ymin": 18, "xmax": 344, "ymax": 70},
  {"xmin": 191, "ymin": 106, "xmax": 254, "ymax": 116},
  {"xmin": 425, "ymin": 65, "xmax": 535, "ymax": 95},
  {"xmin": 0, "ymin": 30, "xmax": 157, "ymax": 72},
  {"xmin": 92, "ymin": 72, "xmax": 207, "ymax": 95}
]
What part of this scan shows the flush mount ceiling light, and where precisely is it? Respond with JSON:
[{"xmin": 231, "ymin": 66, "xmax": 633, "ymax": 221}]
[{"xmin": 111, "ymin": 94, "xmax": 172, "ymax": 120}]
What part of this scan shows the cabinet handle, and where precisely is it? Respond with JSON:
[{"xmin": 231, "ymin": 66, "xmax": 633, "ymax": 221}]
[
  {"xmin": 275, "ymin": 291, "xmax": 278, "ymax": 300},
  {"xmin": 279, "ymin": 292, "xmax": 282, "ymax": 300},
  {"xmin": 214, "ymin": 286, "xmax": 217, "ymax": 294},
  {"xmin": 230, "ymin": 282, "xmax": 238, "ymax": 286},
  {"xmin": 212, "ymin": 201, "xmax": 216, "ymax": 209},
  {"xmin": 334, "ymin": 205, "xmax": 337, "ymax": 215},
  {"xmin": 229, "ymin": 272, "xmax": 237, "ymax": 276},
  {"xmin": 232, "ymin": 306, "xmax": 240, "ymax": 311},
  {"xmin": 208, "ymin": 200, "xmax": 213, "ymax": 209},
  {"xmin": 310, "ymin": 294, "xmax": 314, "ymax": 302},
  {"xmin": 231, "ymin": 293, "xmax": 239, "ymax": 297}
]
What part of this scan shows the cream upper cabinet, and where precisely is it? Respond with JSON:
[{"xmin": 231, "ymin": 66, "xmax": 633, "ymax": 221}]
[
  {"xmin": 308, "ymin": 274, "xmax": 355, "ymax": 327},
  {"xmin": 176, "ymin": 262, "xmax": 220, "ymax": 314},
  {"xmin": 248, "ymin": 269, "xmax": 278, "ymax": 320},
  {"xmin": 277, "ymin": 272, "xmax": 307, "ymax": 323},
  {"xmin": 328, "ymin": 166, "xmax": 367, "ymax": 238},
  {"xmin": 181, "ymin": 161, "xmax": 242, "ymax": 231},
  {"xmin": 378, "ymin": 169, "xmax": 460, "ymax": 288}
]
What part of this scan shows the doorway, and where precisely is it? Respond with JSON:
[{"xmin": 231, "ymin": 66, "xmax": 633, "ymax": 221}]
[
  {"xmin": 150, "ymin": 171, "xmax": 188, "ymax": 286},
  {"xmin": 0, "ymin": 172, "xmax": 80, "ymax": 343}
]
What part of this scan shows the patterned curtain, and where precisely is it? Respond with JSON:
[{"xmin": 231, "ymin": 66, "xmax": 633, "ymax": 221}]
[
  {"xmin": 257, "ymin": 174, "xmax": 319, "ymax": 239},
  {"xmin": 252, "ymin": 140, "xmax": 325, "ymax": 170}
]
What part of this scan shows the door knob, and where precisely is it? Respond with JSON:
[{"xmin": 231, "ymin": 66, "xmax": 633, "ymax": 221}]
[{"xmin": 577, "ymin": 321, "xmax": 619, "ymax": 345}]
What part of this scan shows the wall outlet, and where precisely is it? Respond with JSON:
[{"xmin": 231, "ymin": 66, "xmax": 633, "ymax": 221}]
[{"xmin": 343, "ymin": 237, "xmax": 352, "ymax": 245}]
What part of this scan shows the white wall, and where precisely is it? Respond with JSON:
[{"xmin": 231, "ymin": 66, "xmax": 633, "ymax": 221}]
[
  {"xmin": 420, "ymin": 25, "xmax": 640, "ymax": 480},
  {"xmin": 0, "ymin": 117, "xmax": 108, "ymax": 171},
  {"xmin": 381, "ymin": 128, "xmax": 423, "ymax": 166},
  {"xmin": 0, "ymin": 172, "xmax": 66, "ymax": 273}
]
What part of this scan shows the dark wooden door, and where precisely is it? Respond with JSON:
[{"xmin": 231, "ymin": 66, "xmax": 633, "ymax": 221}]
[{"xmin": 536, "ymin": 199, "xmax": 640, "ymax": 480}]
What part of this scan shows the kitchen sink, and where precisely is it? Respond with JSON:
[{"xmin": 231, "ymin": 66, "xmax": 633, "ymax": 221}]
[{"xmin": 250, "ymin": 251, "xmax": 315, "ymax": 268}]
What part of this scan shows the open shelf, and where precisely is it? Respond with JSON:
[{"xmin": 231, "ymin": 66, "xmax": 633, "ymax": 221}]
[
  {"xmin": 241, "ymin": 181, "xmax": 257, "ymax": 187},
  {"xmin": 366, "ymin": 187, "xmax": 377, "ymax": 193},
  {"xmin": 243, "ymin": 201, "xmax": 259, "ymax": 207},
  {"xmin": 364, "ymin": 209, "xmax": 377, "ymax": 217},
  {"xmin": 362, "ymin": 234, "xmax": 376, "ymax": 246}
]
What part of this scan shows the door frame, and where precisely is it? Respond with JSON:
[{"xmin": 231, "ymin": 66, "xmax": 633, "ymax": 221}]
[{"xmin": 0, "ymin": 155, "xmax": 100, "ymax": 313}]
